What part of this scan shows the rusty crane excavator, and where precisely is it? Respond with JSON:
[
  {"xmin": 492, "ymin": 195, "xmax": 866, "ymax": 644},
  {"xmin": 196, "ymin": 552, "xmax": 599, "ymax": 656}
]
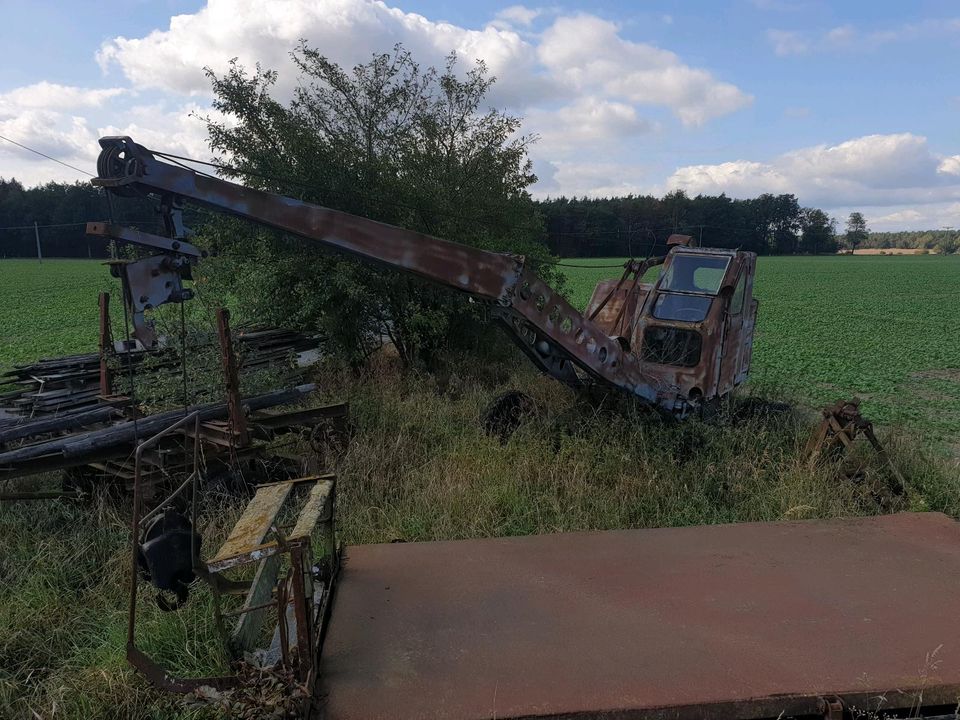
[
  {"xmin": 87, "ymin": 137, "xmax": 960, "ymax": 720},
  {"xmin": 90, "ymin": 136, "xmax": 757, "ymax": 419}
]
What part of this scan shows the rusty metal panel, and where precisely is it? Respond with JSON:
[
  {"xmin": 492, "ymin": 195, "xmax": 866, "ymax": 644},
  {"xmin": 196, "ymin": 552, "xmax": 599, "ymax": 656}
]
[
  {"xmin": 319, "ymin": 513, "xmax": 960, "ymax": 720},
  {"xmin": 584, "ymin": 279, "xmax": 653, "ymax": 339}
]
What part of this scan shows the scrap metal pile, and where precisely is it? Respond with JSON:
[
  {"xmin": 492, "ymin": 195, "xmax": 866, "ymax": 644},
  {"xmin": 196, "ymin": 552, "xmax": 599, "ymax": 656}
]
[
  {"xmin": 0, "ymin": 327, "xmax": 319, "ymax": 421},
  {"xmin": 0, "ymin": 300, "xmax": 343, "ymax": 498}
]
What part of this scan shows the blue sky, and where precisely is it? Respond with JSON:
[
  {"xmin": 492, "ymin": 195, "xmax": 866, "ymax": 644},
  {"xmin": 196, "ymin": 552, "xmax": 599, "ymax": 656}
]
[{"xmin": 1, "ymin": 0, "xmax": 959, "ymax": 230}]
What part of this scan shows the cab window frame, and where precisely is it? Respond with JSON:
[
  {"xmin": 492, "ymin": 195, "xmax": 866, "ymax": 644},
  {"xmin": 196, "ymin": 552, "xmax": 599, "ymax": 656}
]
[{"xmin": 729, "ymin": 270, "xmax": 747, "ymax": 316}]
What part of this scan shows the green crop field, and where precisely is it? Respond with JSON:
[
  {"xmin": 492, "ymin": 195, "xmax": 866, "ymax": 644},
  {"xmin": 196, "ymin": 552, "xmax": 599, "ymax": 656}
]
[
  {"xmin": 2, "ymin": 255, "xmax": 959, "ymax": 438},
  {"xmin": 564, "ymin": 254, "xmax": 960, "ymax": 439},
  {"xmin": 2, "ymin": 255, "xmax": 959, "ymax": 719},
  {"xmin": 0, "ymin": 259, "xmax": 117, "ymax": 369}
]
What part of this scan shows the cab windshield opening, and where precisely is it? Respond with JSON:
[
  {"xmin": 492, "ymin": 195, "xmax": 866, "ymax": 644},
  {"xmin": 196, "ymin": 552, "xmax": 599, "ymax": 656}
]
[{"xmin": 660, "ymin": 255, "xmax": 730, "ymax": 295}]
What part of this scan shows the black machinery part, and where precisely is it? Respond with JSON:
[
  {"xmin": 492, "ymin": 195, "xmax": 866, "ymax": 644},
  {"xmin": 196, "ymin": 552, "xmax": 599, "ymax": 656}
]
[{"xmin": 137, "ymin": 508, "xmax": 201, "ymax": 611}]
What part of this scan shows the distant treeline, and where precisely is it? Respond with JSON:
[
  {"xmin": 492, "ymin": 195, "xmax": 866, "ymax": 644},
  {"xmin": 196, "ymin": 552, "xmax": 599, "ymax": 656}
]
[
  {"xmin": 860, "ymin": 230, "xmax": 959, "ymax": 255},
  {"xmin": 0, "ymin": 178, "xmax": 166, "ymax": 258},
  {"xmin": 1, "ymin": 178, "xmax": 953, "ymax": 258},
  {"xmin": 538, "ymin": 191, "xmax": 842, "ymax": 257}
]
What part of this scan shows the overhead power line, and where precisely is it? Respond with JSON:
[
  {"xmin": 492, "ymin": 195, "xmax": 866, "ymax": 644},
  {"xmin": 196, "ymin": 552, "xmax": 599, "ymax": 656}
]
[
  {"xmin": 0, "ymin": 133, "xmax": 94, "ymax": 178},
  {"xmin": 0, "ymin": 221, "xmax": 91, "ymax": 231},
  {"xmin": 0, "ymin": 220, "xmax": 159, "ymax": 231}
]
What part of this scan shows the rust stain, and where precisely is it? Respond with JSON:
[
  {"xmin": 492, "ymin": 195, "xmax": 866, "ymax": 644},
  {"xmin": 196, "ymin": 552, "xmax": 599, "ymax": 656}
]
[{"xmin": 319, "ymin": 513, "xmax": 960, "ymax": 720}]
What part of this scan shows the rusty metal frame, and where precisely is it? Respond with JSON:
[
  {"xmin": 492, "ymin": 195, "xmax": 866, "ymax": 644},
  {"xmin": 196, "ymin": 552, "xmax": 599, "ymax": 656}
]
[
  {"xmin": 127, "ymin": 410, "xmax": 239, "ymax": 692},
  {"xmin": 128, "ymin": 423, "xmax": 339, "ymax": 695},
  {"xmin": 215, "ymin": 308, "xmax": 249, "ymax": 447},
  {"xmin": 98, "ymin": 291, "xmax": 113, "ymax": 397},
  {"xmin": 806, "ymin": 398, "xmax": 907, "ymax": 495},
  {"xmin": 199, "ymin": 475, "xmax": 338, "ymax": 702}
]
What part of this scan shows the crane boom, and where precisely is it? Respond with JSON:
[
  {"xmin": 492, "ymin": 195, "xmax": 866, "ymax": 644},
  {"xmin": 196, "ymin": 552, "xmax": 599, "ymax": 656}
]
[{"xmin": 92, "ymin": 136, "xmax": 672, "ymax": 406}]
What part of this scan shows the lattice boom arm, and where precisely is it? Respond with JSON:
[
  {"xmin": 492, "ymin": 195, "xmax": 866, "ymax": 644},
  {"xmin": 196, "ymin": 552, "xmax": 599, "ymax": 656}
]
[{"xmin": 92, "ymin": 136, "xmax": 659, "ymax": 399}]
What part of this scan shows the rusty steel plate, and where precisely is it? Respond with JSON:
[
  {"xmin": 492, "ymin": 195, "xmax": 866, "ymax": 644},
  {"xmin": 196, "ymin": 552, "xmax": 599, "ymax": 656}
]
[{"xmin": 318, "ymin": 513, "xmax": 960, "ymax": 720}]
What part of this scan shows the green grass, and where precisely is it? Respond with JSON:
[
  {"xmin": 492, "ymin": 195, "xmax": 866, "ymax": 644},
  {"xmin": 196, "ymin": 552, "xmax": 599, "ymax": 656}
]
[
  {"xmin": 1, "ymin": 255, "xmax": 959, "ymax": 717},
  {"xmin": 3, "ymin": 256, "xmax": 959, "ymax": 440},
  {"xmin": 562, "ymin": 255, "xmax": 960, "ymax": 440},
  {"xmin": 0, "ymin": 259, "xmax": 117, "ymax": 370}
]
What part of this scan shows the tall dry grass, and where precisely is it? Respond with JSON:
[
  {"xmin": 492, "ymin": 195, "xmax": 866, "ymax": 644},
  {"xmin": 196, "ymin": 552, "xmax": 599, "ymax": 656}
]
[{"xmin": 1, "ymin": 352, "xmax": 957, "ymax": 718}]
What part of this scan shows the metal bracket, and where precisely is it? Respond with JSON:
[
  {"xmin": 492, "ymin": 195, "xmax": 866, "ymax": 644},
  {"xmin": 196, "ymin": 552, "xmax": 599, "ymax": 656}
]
[
  {"xmin": 111, "ymin": 255, "xmax": 194, "ymax": 349},
  {"xmin": 86, "ymin": 222, "xmax": 202, "ymax": 258},
  {"xmin": 160, "ymin": 194, "xmax": 192, "ymax": 240},
  {"xmin": 818, "ymin": 695, "xmax": 845, "ymax": 720}
]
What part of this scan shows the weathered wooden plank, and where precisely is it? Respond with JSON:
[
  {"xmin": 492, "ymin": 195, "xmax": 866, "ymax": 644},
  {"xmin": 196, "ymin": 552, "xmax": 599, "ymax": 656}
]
[
  {"xmin": 288, "ymin": 478, "xmax": 334, "ymax": 540},
  {"xmin": 208, "ymin": 482, "xmax": 294, "ymax": 568}
]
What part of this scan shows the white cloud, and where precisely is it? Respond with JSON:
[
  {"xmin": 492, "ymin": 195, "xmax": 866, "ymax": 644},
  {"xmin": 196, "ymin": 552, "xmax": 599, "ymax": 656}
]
[
  {"xmin": 537, "ymin": 15, "xmax": 752, "ymax": 126},
  {"xmin": 767, "ymin": 29, "xmax": 808, "ymax": 56},
  {"xmin": 665, "ymin": 133, "xmax": 960, "ymax": 209},
  {"xmin": 96, "ymin": 1, "xmax": 750, "ymax": 128},
  {"xmin": 490, "ymin": 5, "xmax": 543, "ymax": 29},
  {"xmin": 0, "ymin": 82, "xmax": 130, "ymax": 183},
  {"xmin": 0, "ymin": 82, "xmax": 126, "ymax": 115},
  {"xmin": 536, "ymin": 160, "xmax": 652, "ymax": 198},
  {"xmin": 0, "ymin": 110, "xmax": 99, "ymax": 183},
  {"xmin": 767, "ymin": 17, "xmax": 960, "ymax": 56},
  {"xmin": 871, "ymin": 208, "xmax": 923, "ymax": 225},
  {"xmin": 859, "ymin": 202, "xmax": 960, "ymax": 231},
  {"xmin": 823, "ymin": 24, "xmax": 855, "ymax": 48},
  {"xmin": 526, "ymin": 97, "xmax": 656, "ymax": 157},
  {"xmin": 939, "ymin": 155, "xmax": 960, "ymax": 176},
  {"xmin": 96, "ymin": 0, "xmax": 544, "ymax": 108},
  {"xmin": 0, "ymin": 104, "xmax": 213, "ymax": 186}
]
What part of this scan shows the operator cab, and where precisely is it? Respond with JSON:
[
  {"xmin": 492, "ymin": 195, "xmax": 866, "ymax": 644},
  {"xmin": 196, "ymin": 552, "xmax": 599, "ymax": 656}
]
[
  {"xmin": 585, "ymin": 240, "xmax": 758, "ymax": 414},
  {"xmin": 653, "ymin": 252, "xmax": 729, "ymax": 322}
]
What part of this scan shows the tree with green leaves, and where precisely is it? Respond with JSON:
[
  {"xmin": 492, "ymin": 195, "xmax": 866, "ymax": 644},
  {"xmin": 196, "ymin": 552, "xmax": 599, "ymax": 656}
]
[
  {"xmin": 799, "ymin": 208, "xmax": 838, "ymax": 254},
  {"xmin": 845, "ymin": 212, "xmax": 868, "ymax": 251},
  {"xmin": 198, "ymin": 43, "xmax": 552, "ymax": 366}
]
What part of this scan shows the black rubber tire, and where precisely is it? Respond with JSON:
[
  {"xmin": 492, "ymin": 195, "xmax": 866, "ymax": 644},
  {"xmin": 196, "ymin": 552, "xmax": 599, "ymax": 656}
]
[{"xmin": 482, "ymin": 391, "xmax": 540, "ymax": 444}]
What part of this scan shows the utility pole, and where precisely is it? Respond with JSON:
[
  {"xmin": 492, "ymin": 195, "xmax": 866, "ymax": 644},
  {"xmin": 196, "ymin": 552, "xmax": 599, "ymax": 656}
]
[{"xmin": 34, "ymin": 221, "xmax": 42, "ymax": 263}]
